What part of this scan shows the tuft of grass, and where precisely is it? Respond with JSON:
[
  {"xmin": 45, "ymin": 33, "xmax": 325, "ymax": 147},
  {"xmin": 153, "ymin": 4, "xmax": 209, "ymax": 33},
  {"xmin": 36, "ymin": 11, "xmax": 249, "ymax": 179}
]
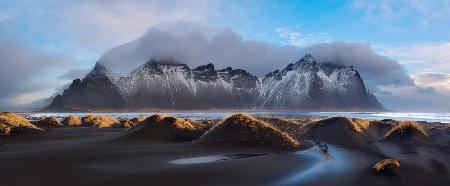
[
  {"xmin": 0, "ymin": 112, "xmax": 43, "ymax": 136},
  {"xmin": 259, "ymin": 117, "xmax": 303, "ymax": 137},
  {"xmin": 373, "ymin": 159, "xmax": 400, "ymax": 173},
  {"xmin": 348, "ymin": 118, "xmax": 372, "ymax": 133},
  {"xmin": 36, "ymin": 117, "xmax": 63, "ymax": 127},
  {"xmin": 90, "ymin": 116, "xmax": 120, "ymax": 128},
  {"xmin": 131, "ymin": 115, "xmax": 148, "ymax": 124},
  {"xmin": 82, "ymin": 114, "xmax": 97, "ymax": 124},
  {"xmin": 120, "ymin": 118, "xmax": 134, "ymax": 128},
  {"xmin": 62, "ymin": 116, "xmax": 82, "ymax": 126},
  {"xmin": 138, "ymin": 114, "xmax": 203, "ymax": 130},
  {"xmin": 384, "ymin": 120, "xmax": 428, "ymax": 139},
  {"xmin": 124, "ymin": 114, "xmax": 207, "ymax": 142}
]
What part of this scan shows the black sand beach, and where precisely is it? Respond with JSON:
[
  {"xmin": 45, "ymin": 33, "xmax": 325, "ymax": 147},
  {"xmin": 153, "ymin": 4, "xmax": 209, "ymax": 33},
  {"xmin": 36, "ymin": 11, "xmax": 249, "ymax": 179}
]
[{"xmin": 0, "ymin": 113, "xmax": 449, "ymax": 186}]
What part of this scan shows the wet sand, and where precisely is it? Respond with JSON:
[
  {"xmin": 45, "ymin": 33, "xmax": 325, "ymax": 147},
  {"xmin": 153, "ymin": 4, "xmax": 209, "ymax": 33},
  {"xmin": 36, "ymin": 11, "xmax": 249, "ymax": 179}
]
[{"xmin": 0, "ymin": 123, "xmax": 449, "ymax": 185}]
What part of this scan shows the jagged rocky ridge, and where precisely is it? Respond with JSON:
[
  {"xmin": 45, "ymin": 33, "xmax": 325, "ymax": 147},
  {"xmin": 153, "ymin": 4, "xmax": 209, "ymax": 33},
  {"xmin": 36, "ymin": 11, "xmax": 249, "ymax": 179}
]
[{"xmin": 44, "ymin": 54, "xmax": 384, "ymax": 111}]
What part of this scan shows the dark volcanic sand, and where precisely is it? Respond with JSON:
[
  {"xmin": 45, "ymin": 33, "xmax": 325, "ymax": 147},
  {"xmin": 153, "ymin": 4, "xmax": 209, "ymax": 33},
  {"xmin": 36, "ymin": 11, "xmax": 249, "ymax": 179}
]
[{"xmin": 0, "ymin": 127, "xmax": 449, "ymax": 186}]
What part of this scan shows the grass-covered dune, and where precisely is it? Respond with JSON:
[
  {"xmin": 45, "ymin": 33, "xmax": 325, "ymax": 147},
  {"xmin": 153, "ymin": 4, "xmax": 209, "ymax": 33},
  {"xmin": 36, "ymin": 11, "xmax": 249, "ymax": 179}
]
[{"xmin": 0, "ymin": 112, "xmax": 43, "ymax": 137}]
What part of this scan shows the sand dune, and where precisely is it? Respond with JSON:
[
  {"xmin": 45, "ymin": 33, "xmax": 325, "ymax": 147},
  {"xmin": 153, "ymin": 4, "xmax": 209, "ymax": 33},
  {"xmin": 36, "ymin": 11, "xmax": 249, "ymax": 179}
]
[
  {"xmin": 298, "ymin": 117, "xmax": 378, "ymax": 148},
  {"xmin": 199, "ymin": 114, "xmax": 301, "ymax": 151},
  {"xmin": 0, "ymin": 112, "xmax": 43, "ymax": 137},
  {"xmin": 82, "ymin": 114, "xmax": 97, "ymax": 125},
  {"xmin": 131, "ymin": 115, "xmax": 148, "ymax": 124},
  {"xmin": 120, "ymin": 116, "xmax": 147, "ymax": 128},
  {"xmin": 382, "ymin": 120, "xmax": 429, "ymax": 153},
  {"xmin": 90, "ymin": 116, "xmax": 121, "ymax": 128},
  {"xmin": 120, "ymin": 118, "xmax": 134, "ymax": 128},
  {"xmin": 123, "ymin": 114, "xmax": 208, "ymax": 142},
  {"xmin": 384, "ymin": 120, "xmax": 428, "ymax": 141},
  {"xmin": 35, "ymin": 117, "xmax": 63, "ymax": 128},
  {"xmin": 62, "ymin": 116, "xmax": 82, "ymax": 126}
]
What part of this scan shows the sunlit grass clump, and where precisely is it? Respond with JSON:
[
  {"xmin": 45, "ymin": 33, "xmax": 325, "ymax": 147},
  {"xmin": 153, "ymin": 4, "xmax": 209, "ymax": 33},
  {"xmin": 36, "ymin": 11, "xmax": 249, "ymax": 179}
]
[
  {"xmin": 0, "ymin": 112, "xmax": 43, "ymax": 136},
  {"xmin": 373, "ymin": 159, "xmax": 400, "ymax": 173},
  {"xmin": 36, "ymin": 117, "xmax": 63, "ymax": 127},
  {"xmin": 384, "ymin": 120, "xmax": 428, "ymax": 139},
  {"xmin": 348, "ymin": 118, "xmax": 372, "ymax": 133},
  {"xmin": 82, "ymin": 114, "xmax": 97, "ymax": 124},
  {"xmin": 62, "ymin": 116, "xmax": 82, "ymax": 126},
  {"xmin": 124, "ymin": 114, "xmax": 207, "ymax": 142},
  {"xmin": 90, "ymin": 116, "xmax": 120, "ymax": 128}
]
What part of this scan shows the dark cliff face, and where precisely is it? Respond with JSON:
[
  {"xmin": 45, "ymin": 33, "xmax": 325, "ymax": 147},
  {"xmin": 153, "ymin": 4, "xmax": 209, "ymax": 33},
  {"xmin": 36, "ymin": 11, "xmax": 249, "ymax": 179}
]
[
  {"xmin": 44, "ymin": 55, "xmax": 385, "ymax": 111},
  {"xmin": 43, "ymin": 63, "xmax": 127, "ymax": 111}
]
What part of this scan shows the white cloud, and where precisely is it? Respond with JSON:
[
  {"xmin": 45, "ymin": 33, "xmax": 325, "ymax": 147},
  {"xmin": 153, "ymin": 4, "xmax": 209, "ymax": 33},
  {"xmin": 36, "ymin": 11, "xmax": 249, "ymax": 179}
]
[
  {"xmin": 303, "ymin": 41, "xmax": 413, "ymax": 88},
  {"xmin": 375, "ymin": 84, "xmax": 450, "ymax": 112},
  {"xmin": 61, "ymin": 0, "xmax": 219, "ymax": 51},
  {"xmin": 413, "ymin": 72, "xmax": 450, "ymax": 94},
  {"xmin": 377, "ymin": 85, "xmax": 423, "ymax": 97},
  {"xmin": 373, "ymin": 42, "xmax": 450, "ymax": 74},
  {"xmin": 99, "ymin": 27, "xmax": 302, "ymax": 76}
]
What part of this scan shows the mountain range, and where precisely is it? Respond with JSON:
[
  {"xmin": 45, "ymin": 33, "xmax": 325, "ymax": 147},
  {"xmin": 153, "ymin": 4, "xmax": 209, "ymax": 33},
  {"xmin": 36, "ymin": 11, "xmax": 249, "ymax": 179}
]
[{"xmin": 43, "ymin": 54, "xmax": 384, "ymax": 111}]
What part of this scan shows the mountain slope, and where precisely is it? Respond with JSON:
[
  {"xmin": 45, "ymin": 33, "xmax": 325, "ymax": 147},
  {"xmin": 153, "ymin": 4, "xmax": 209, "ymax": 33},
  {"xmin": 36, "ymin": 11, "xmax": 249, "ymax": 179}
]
[
  {"xmin": 258, "ymin": 54, "xmax": 382, "ymax": 109},
  {"xmin": 43, "ymin": 63, "xmax": 127, "ymax": 111},
  {"xmin": 111, "ymin": 59, "xmax": 259, "ymax": 109}
]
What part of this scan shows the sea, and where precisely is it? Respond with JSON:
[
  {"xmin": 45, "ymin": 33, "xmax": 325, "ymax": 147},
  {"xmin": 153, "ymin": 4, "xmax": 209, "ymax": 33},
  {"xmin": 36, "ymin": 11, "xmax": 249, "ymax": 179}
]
[{"xmin": 25, "ymin": 112, "xmax": 450, "ymax": 123}]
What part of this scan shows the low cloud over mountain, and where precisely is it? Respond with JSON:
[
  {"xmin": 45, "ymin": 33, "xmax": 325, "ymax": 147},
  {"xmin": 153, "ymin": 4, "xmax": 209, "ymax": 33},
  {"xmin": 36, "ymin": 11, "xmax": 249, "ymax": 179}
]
[{"xmin": 99, "ymin": 25, "xmax": 413, "ymax": 91}]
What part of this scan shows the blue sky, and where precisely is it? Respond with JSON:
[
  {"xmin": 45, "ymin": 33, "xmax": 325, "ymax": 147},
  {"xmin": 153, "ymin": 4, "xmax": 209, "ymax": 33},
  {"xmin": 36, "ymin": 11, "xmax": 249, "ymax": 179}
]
[{"xmin": 0, "ymin": 0, "xmax": 449, "ymax": 111}]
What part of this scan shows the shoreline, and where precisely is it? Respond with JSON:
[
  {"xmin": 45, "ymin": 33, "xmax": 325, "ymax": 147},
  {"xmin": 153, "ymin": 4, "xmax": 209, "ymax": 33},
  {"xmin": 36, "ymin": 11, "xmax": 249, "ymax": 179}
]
[{"xmin": 19, "ymin": 111, "xmax": 450, "ymax": 124}]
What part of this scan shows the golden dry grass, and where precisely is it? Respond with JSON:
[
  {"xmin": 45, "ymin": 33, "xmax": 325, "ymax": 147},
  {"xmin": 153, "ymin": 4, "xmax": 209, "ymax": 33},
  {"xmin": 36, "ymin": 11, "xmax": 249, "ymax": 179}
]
[
  {"xmin": 124, "ymin": 114, "xmax": 207, "ymax": 142},
  {"xmin": 90, "ymin": 116, "xmax": 120, "ymax": 128},
  {"xmin": 301, "ymin": 117, "xmax": 372, "ymax": 134},
  {"xmin": 373, "ymin": 159, "xmax": 400, "ymax": 173},
  {"xmin": 120, "ymin": 118, "xmax": 134, "ymax": 128},
  {"xmin": 259, "ymin": 117, "xmax": 304, "ymax": 137},
  {"xmin": 82, "ymin": 114, "xmax": 97, "ymax": 124},
  {"xmin": 62, "ymin": 116, "xmax": 82, "ymax": 126},
  {"xmin": 0, "ymin": 112, "xmax": 43, "ymax": 136},
  {"xmin": 348, "ymin": 118, "xmax": 372, "ymax": 133},
  {"xmin": 131, "ymin": 115, "xmax": 148, "ymax": 124},
  {"xmin": 384, "ymin": 120, "xmax": 428, "ymax": 139},
  {"xmin": 200, "ymin": 114, "xmax": 301, "ymax": 151},
  {"xmin": 36, "ymin": 117, "xmax": 63, "ymax": 127},
  {"xmin": 139, "ymin": 114, "xmax": 204, "ymax": 131},
  {"xmin": 297, "ymin": 117, "xmax": 382, "ymax": 148},
  {"xmin": 259, "ymin": 117, "xmax": 300, "ymax": 127},
  {"xmin": 161, "ymin": 117, "xmax": 200, "ymax": 130}
]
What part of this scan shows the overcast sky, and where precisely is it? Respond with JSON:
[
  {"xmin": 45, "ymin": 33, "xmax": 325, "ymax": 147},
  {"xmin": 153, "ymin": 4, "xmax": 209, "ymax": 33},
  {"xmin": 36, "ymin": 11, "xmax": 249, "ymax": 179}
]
[{"xmin": 0, "ymin": 0, "xmax": 449, "ymax": 112}]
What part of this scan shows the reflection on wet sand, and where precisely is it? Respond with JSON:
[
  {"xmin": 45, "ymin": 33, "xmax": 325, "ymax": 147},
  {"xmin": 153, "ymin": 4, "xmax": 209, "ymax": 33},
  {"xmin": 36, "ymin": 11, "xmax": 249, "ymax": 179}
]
[
  {"xmin": 277, "ymin": 141, "xmax": 348, "ymax": 186},
  {"xmin": 169, "ymin": 153, "xmax": 269, "ymax": 164}
]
